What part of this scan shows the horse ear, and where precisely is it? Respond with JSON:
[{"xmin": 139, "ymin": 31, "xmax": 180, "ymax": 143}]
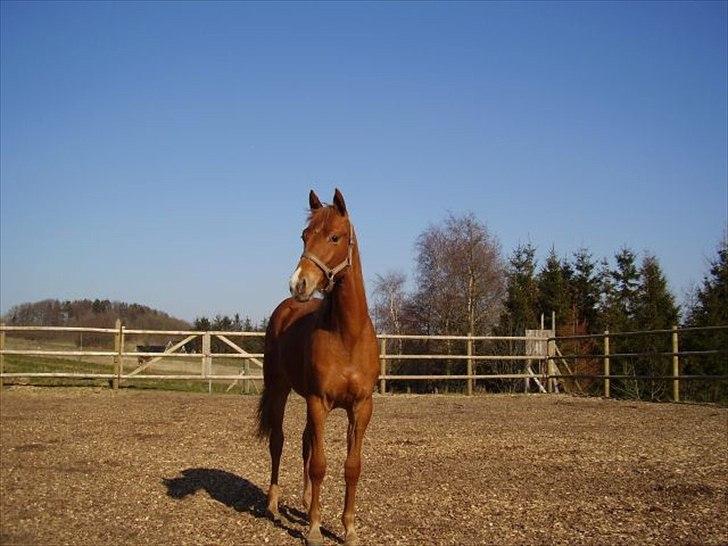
[
  {"xmin": 333, "ymin": 188, "xmax": 347, "ymax": 216},
  {"xmin": 309, "ymin": 190, "xmax": 323, "ymax": 210}
]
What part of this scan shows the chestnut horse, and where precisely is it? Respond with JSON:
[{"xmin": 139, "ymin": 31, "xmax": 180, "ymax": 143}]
[{"xmin": 257, "ymin": 189, "xmax": 379, "ymax": 546}]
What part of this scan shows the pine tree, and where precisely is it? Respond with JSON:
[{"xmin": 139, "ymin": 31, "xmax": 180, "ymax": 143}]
[
  {"xmin": 498, "ymin": 243, "xmax": 540, "ymax": 335},
  {"xmin": 243, "ymin": 316, "xmax": 254, "ymax": 332},
  {"xmin": 683, "ymin": 236, "xmax": 728, "ymax": 403},
  {"xmin": 688, "ymin": 236, "xmax": 728, "ymax": 329},
  {"xmin": 537, "ymin": 247, "xmax": 572, "ymax": 332},
  {"xmin": 599, "ymin": 248, "xmax": 640, "ymax": 333},
  {"xmin": 232, "ymin": 313, "xmax": 242, "ymax": 331},
  {"xmin": 571, "ymin": 248, "xmax": 600, "ymax": 332},
  {"xmin": 634, "ymin": 255, "xmax": 679, "ymax": 330},
  {"xmin": 596, "ymin": 248, "xmax": 641, "ymax": 398},
  {"xmin": 614, "ymin": 248, "xmax": 640, "ymax": 325},
  {"xmin": 632, "ymin": 254, "xmax": 680, "ymax": 400}
]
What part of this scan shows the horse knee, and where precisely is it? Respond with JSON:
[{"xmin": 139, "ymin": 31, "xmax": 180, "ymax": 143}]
[
  {"xmin": 309, "ymin": 457, "xmax": 326, "ymax": 483},
  {"xmin": 344, "ymin": 459, "xmax": 360, "ymax": 484}
]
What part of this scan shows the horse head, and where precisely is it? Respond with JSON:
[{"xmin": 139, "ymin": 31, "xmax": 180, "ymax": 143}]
[{"xmin": 289, "ymin": 188, "xmax": 354, "ymax": 302}]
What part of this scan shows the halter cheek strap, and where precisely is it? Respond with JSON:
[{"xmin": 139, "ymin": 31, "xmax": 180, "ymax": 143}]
[{"xmin": 301, "ymin": 223, "xmax": 354, "ymax": 293}]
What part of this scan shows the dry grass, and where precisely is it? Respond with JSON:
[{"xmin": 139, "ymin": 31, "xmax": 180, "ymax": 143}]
[{"xmin": 1, "ymin": 388, "xmax": 726, "ymax": 545}]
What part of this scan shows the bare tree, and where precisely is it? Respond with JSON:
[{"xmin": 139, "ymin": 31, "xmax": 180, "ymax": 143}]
[
  {"xmin": 370, "ymin": 270, "xmax": 407, "ymax": 335},
  {"xmin": 414, "ymin": 212, "xmax": 506, "ymax": 336}
]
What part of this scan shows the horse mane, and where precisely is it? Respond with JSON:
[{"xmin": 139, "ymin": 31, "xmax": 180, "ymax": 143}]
[{"xmin": 306, "ymin": 205, "xmax": 336, "ymax": 226}]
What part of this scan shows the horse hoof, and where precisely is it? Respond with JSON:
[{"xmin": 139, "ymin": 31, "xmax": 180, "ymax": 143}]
[
  {"xmin": 306, "ymin": 529, "xmax": 324, "ymax": 546},
  {"xmin": 344, "ymin": 534, "xmax": 359, "ymax": 546},
  {"xmin": 267, "ymin": 509, "xmax": 282, "ymax": 524}
]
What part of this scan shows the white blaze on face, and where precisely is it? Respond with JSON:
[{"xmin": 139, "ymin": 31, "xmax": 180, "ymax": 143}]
[{"xmin": 289, "ymin": 266, "xmax": 303, "ymax": 297}]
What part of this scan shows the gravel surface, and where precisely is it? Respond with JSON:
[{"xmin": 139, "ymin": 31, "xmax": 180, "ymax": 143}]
[{"xmin": 1, "ymin": 387, "xmax": 726, "ymax": 545}]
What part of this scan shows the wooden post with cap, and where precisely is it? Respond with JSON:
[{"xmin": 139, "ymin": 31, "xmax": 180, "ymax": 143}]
[
  {"xmin": 113, "ymin": 319, "xmax": 122, "ymax": 390},
  {"xmin": 0, "ymin": 323, "xmax": 5, "ymax": 390},
  {"xmin": 603, "ymin": 331, "xmax": 610, "ymax": 398},
  {"xmin": 466, "ymin": 337, "xmax": 474, "ymax": 396},
  {"xmin": 672, "ymin": 325, "xmax": 680, "ymax": 402},
  {"xmin": 379, "ymin": 337, "xmax": 387, "ymax": 395}
]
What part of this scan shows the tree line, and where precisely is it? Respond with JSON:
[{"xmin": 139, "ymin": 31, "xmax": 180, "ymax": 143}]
[
  {"xmin": 3, "ymin": 298, "xmax": 190, "ymax": 330},
  {"xmin": 1, "ymin": 301, "xmax": 267, "ymax": 355},
  {"xmin": 188, "ymin": 313, "xmax": 267, "ymax": 355},
  {"xmin": 370, "ymin": 213, "xmax": 727, "ymax": 401},
  {"xmin": 2, "ymin": 299, "xmax": 191, "ymax": 346}
]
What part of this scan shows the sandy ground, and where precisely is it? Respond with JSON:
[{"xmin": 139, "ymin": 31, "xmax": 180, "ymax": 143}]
[{"xmin": 0, "ymin": 388, "xmax": 726, "ymax": 545}]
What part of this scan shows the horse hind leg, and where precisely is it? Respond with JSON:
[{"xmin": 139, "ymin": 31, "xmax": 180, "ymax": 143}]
[{"xmin": 265, "ymin": 387, "xmax": 290, "ymax": 522}]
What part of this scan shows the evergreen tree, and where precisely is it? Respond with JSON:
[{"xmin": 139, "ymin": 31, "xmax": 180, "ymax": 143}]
[
  {"xmin": 634, "ymin": 255, "xmax": 679, "ymax": 330},
  {"xmin": 570, "ymin": 248, "xmax": 600, "ymax": 332},
  {"xmin": 598, "ymin": 248, "xmax": 640, "ymax": 333},
  {"xmin": 688, "ymin": 236, "xmax": 728, "ymax": 329},
  {"xmin": 537, "ymin": 247, "xmax": 572, "ymax": 331},
  {"xmin": 630, "ymin": 254, "xmax": 680, "ymax": 400},
  {"xmin": 232, "ymin": 313, "xmax": 242, "ymax": 331},
  {"xmin": 614, "ymin": 248, "xmax": 640, "ymax": 324},
  {"xmin": 596, "ymin": 249, "xmax": 641, "ymax": 398},
  {"xmin": 193, "ymin": 316, "xmax": 211, "ymax": 330},
  {"xmin": 243, "ymin": 316, "xmax": 254, "ymax": 332},
  {"xmin": 684, "ymin": 236, "xmax": 728, "ymax": 403},
  {"xmin": 498, "ymin": 243, "xmax": 540, "ymax": 335}
]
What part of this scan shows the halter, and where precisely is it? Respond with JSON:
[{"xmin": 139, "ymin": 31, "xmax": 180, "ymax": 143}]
[{"xmin": 301, "ymin": 221, "xmax": 355, "ymax": 293}]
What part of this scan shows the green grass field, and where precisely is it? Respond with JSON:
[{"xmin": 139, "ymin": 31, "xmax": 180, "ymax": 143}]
[{"xmin": 1, "ymin": 354, "xmax": 258, "ymax": 395}]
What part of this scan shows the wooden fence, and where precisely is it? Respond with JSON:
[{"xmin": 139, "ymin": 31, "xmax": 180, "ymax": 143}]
[
  {"xmin": 550, "ymin": 325, "xmax": 728, "ymax": 402},
  {"xmin": 1, "ymin": 323, "xmax": 726, "ymax": 401},
  {"xmin": 0, "ymin": 321, "xmax": 265, "ymax": 393}
]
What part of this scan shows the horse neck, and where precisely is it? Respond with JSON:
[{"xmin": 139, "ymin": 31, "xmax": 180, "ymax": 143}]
[{"xmin": 328, "ymin": 242, "xmax": 370, "ymax": 344}]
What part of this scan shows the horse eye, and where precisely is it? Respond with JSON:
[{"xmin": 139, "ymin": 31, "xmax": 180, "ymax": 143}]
[{"xmin": 330, "ymin": 234, "xmax": 339, "ymax": 243}]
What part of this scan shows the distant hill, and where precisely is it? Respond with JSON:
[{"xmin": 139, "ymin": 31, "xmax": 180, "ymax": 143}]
[{"xmin": 2, "ymin": 299, "xmax": 190, "ymax": 330}]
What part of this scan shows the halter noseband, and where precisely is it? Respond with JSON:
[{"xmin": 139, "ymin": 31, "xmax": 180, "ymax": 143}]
[{"xmin": 301, "ymin": 222, "xmax": 355, "ymax": 293}]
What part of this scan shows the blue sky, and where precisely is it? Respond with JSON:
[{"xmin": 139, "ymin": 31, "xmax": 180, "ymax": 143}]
[{"xmin": 1, "ymin": 1, "xmax": 726, "ymax": 323}]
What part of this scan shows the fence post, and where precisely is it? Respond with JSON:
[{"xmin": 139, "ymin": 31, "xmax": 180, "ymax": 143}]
[
  {"xmin": 603, "ymin": 331, "xmax": 610, "ymax": 398},
  {"xmin": 546, "ymin": 338, "xmax": 555, "ymax": 393},
  {"xmin": 118, "ymin": 323, "xmax": 125, "ymax": 388},
  {"xmin": 244, "ymin": 360, "xmax": 251, "ymax": 395},
  {"xmin": 0, "ymin": 323, "xmax": 5, "ymax": 390},
  {"xmin": 379, "ymin": 337, "xmax": 387, "ymax": 395},
  {"xmin": 466, "ymin": 337, "xmax": 474, "ymax": 396},
  {"xmin": 202, "ymin": 332, "xmax": 211, "ymax": 394},
  {"xmin": 113, "ymin": 319, "xmax": 121, "ymax": 390},
  {"xmin": 672, "ymin": 325, "xmax": 680, "ymax": 402}
]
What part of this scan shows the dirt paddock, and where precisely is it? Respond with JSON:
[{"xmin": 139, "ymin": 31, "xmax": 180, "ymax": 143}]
[{"xmin": 1, "ymin": 388, "xmax": 726, "ymax": 545}]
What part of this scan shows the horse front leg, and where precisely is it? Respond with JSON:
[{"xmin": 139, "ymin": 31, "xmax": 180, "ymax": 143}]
[
  {"xmin": 305, "ymin": 396, "xmax": 329, "ymax": 546},
  {"xmin": 342, "ymin": 396, "xmax": 373, "ymax": 546},
  {"xmin": 302, "ymin": 420, "xmax": 313, "ymax": 510}
]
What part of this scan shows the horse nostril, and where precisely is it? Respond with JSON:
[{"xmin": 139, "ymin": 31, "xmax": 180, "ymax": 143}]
[{"xmin": 296, "ymin": 277, "xmax": 307, "ymax": 294}]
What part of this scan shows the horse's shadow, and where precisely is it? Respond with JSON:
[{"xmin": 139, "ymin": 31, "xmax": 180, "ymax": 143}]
[{"xmin": 162, "ymin": 468, "xmax": 342, "ymax": 544}]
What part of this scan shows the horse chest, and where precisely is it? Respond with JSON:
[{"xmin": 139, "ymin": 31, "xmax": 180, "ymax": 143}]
[{"xmin": 308, "ymin": 340, "xmax": 373, "ymax": 398}]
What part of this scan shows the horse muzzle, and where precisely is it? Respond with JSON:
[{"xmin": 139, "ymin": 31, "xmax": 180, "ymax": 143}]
[{"xmin": 289, "ymin": 265, "xmax": 320, "ymax": 302}]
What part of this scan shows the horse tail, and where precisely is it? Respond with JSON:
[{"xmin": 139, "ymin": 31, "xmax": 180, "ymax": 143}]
[
  {"xmin": 256, "ymin": 321, "xmax": 277, "ymax": 441},
  {"xmin": 255, "ymin": 383, "xmax": 274, "ymax": 441}
]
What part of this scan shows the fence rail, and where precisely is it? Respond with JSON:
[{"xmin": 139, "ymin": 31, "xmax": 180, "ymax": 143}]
[{"xmin": 1, "ymin": 323, "xmax": 726, "ymax": 400}]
